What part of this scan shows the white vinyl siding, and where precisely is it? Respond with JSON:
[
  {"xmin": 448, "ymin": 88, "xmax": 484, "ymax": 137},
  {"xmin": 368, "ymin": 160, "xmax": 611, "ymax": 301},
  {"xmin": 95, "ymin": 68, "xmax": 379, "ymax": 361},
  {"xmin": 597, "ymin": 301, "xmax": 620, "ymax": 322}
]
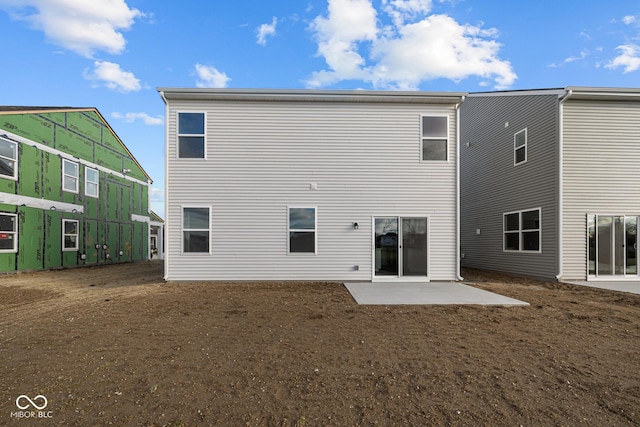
[
  {"xmin": 562, "ymin": 100, "xmax": 640, "ymax": 280},
  {"xmin": 164, "ymin": 94, "xmax": 460, "ymax": 281}
]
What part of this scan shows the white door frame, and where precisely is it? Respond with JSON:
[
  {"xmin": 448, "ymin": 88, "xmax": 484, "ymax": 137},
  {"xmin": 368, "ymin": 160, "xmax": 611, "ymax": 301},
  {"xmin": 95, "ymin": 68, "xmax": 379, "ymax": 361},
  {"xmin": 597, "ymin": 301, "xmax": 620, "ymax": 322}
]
[
  {"xmin": 371, "ymin": 215, "xmax": 430, "ymax": 282},
  {"xmin": 587, "ymin": 213, "xmax": 639, "ymax": 281}
]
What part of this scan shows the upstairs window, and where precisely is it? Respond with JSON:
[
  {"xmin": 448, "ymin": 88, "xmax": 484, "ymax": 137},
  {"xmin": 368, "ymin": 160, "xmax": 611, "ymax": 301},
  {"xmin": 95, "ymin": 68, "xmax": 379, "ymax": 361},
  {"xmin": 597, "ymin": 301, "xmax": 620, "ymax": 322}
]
[
  {"xmin": 0, "ymin": 137, "xmax": 17, "ymax": 180},
  {"xmin": 62, "ymin": 159, "xmax": 79, "ymax": 193},
  {"xmin": 288, "ymin": 207, "xmax": 317, "ymax": 254},
  {"xmin": 63, "ymin": 219, "xmax": 79, "ymax": 251},
  {"xmin": 504, "ymin": 208, "xmax": 541, "ymax": 252},
  {"xmin": 421, "ymin": 116, "xmax": 448, "ymax": 161},
  {"xmin": 0, "ymin": 213, "xmax": 17, "ymax": 252},
  {"xmin": 183, "ymin": 207, "xmax": 210, "ymax": 253},
  {"xmin": 514, "ymin": 128, "xmax": 527, "ymax": 165},
  {"xmin": 178, "ymin": 112, "xmax": 205, "ymax": 158},
  {"xmin": 85, "ymin": 167, "xmax": 99, "ymax": 198}
]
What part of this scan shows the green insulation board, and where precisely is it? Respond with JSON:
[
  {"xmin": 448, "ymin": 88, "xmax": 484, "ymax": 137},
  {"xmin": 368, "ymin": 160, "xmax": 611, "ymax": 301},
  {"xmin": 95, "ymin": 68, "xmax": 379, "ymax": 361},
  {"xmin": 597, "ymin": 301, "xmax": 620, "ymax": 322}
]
[
  {"xmin": 17, "ymin": 207, "xmax": 44, "ymax": 270},
  {"xmin": 17, "ymin": 144, "xmax": 42, "ymax": 198}
]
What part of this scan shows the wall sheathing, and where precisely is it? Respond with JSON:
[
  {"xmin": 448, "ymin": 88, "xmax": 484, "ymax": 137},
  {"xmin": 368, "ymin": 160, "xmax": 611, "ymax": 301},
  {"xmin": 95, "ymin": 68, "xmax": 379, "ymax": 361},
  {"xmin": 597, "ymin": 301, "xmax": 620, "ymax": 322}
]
[{"xmin": 0, "ymin": 110, "xmax": 150, "ymax": 272}]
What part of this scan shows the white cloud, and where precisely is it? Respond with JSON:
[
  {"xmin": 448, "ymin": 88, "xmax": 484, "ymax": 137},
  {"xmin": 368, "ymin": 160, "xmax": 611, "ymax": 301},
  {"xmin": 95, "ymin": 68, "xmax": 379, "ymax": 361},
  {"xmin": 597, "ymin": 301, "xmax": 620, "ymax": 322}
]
[
  {"xmin": 606, "ymin": 44, "xmax": 640, "ymax": 73},
  {"xmin": 257, "ymin": 17, "xmax": 277, "ymax": 46},
  {"xmin": 622, "ymin": 15, "xmax": 637, "ymax": 25},
  {"xmin": 382, "ymin": 0, "xmax": 433, "ymax": 27},
  {"xmin": 194, "ymin": 64, "xmax": 231, "ymax": 88},
  {"xmin": 84, "ymin": 61, "xmax": 141, "ymax": 92},
  {"xmin": 112, "ymin": 112, "xmax": 163, "ymax": 126},
  {"xmin": 0, "ymin": 0, "xmax": 142, "ymax": 57},
  {"xmin": 307, "ymin": 0, "xmax": 516, "ymax": 90},
  {"xmin": 307, "ymin": 0, "xmax": 379, "ymax": 86}
]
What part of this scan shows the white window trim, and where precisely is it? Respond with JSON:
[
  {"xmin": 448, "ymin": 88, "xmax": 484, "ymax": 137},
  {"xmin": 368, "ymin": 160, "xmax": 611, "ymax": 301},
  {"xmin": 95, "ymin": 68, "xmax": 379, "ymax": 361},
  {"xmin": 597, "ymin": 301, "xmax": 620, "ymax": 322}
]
[
  {"xmin": 503, "ymin": 207, "xmax": 541, "ymax": 253},
  {"xmin": 177, "ymin": 111, "xmax": 207, "ymax": 160},
  {"xmin": 287, "ymin": 206, "xmax": 317, "ymax": 255},
  {"xmin": 0, "ymin": 212, "xmax": 17, "ymax": 253},
  {"xmin": 181, "ymin": 206, "xmax": 211, "ymax": 254},
  {"xmin": 514, "ymin": 128, "xmax": 527, "ymax": 166},
  {"xmin": 62, "ymin": 219, "xmax": 79, "ymax": 252},
  {"xmin": 62, "ymin": 159, "xmax": 79, "ymax": 194},
  {"xmin": 0, "ymin": 137, "xmax": 18, "ymax": 181},
  {"xmin": 85, "ymin": 166, "xmax": 99, "ymax": 198},
  {"xmin": 420, "ymin": 114, "xmax": 449, "ymax": 162}
]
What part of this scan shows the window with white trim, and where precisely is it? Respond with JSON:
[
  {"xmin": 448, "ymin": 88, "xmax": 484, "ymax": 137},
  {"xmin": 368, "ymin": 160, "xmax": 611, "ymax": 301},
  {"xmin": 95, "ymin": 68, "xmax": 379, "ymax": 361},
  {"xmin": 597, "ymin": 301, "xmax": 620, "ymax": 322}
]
[
  {"xmin": 178, "ymin": 112, "xmax": 205, "ymax": 158},
  {"xmin": 85, "ymin": 167, "xmax": 99, "ymax": 198},
  {"xmin": 288, "ymin": 207, "xmax": 316, "ymax": 253},
  {"xmin": 0, "ymin": 137, "xmax": 17, "ymax": 180},
  {"xmin": 504, "ymin": 208, "xmax": 540, "ymax": 252},
  {"xmin": 514, "ymin": 128, "xmax": 527, "ymax": 165},
  {"xmin": 0, "ymin": 213, "xmax": 17, "ymax": 252},
  {"xmin": 421, "ymin": 116, "xmax": 448, "ymax": 161},
  {"xmin": 63, "ymin": 219, "xmax": 79, "ymax": 251},
  {"xmin": 62, "ymin": 159, "xmax": 79, "ymax": 193},
  {"xmin": 183, "ymin": 207, "xmax": 210, "ymax": 253}
]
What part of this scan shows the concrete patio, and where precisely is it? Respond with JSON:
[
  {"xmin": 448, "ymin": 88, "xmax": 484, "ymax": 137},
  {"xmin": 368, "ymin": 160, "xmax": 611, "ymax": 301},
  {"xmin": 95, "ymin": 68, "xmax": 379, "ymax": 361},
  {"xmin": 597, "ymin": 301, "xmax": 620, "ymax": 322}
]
[
  {"xmin": 344, "ymin": 282, "xmax": 529, "ymax": 306},
  {"xmin": 564, "ymin": 281, "xmax": 640, "ymax": 296}
]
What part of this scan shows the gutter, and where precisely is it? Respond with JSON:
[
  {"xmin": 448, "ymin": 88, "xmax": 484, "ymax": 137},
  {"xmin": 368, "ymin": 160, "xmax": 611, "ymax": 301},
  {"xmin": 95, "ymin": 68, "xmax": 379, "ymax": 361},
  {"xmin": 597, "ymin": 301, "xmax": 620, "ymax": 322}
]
[
  {"xmin": 456, "ymin": 96, "xmax": 466, "ymax": 281},
  {"xmin": 556, "ymin": 89, "xmax": 573, "ymax": 280},
  {"xmin": 159, "ymin": 90, "xmax": 170, "ymax": 281}
]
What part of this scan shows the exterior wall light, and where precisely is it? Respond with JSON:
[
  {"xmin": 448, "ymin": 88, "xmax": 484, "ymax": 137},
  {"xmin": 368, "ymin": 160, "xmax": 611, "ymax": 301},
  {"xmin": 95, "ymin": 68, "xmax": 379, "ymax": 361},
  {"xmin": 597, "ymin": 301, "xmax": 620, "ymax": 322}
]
[{"xmin": 352, "ymin": 222, "xmax": 359, "ymax": 230}]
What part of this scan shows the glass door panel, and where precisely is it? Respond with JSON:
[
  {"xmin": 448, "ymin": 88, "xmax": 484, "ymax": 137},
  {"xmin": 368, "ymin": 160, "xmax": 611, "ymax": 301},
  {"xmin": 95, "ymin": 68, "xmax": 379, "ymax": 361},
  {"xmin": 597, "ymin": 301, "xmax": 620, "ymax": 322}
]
[
  {"xmin": 375, "ymin": 218, "xmax": 398, "ymax": 276},
  {"xmin": 626, "ymin": 217, "xmax": 638, "ymax": 275},
  {"xmin": 615, "ymin": 217, "xmax": 625, "ymax": 275},
  {"xmin": 402, "ymin": 218, "xmax": 428, "ymax": 276},
  {"xmin": 597, "ymin": 216, "xmax": 613, "ymax": 275}
]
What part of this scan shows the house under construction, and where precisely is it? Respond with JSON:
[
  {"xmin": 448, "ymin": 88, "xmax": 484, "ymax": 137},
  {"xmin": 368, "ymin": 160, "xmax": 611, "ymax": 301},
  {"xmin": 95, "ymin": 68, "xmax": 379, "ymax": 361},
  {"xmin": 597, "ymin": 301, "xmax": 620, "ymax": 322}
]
[{"xmin": 0, "ymin": 107, "xmax": 153, "ymax": 271}]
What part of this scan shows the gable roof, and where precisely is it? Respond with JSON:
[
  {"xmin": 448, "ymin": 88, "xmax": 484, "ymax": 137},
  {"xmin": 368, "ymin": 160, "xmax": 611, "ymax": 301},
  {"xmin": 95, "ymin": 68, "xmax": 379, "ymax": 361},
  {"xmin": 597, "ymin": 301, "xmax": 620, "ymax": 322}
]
[{"xmin": 0, "ymin": 106, "xmax": 152, "ymax": 183}]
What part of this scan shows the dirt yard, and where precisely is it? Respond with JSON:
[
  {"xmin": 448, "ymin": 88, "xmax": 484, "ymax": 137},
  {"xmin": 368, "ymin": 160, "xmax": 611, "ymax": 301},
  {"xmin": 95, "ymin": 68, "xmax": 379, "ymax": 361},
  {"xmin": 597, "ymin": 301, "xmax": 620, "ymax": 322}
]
[{"xmin": 0, "ymin": 261, "xmax": 638, "ymax": 426}]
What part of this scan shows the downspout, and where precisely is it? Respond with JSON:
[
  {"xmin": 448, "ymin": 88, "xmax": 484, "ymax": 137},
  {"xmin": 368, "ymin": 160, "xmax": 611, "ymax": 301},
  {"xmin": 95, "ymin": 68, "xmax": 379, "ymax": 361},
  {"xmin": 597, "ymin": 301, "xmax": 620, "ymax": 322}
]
[
  {"xmin": 159, "ymin": 90, "xmax": 170, "ymax": 281},
  {"xmin": 556, "ymin": 89, "xmax": 572, "ymax": 281},
  {"xmin": 456, "ymin": 95, "xmax": 466, "ymax": 281}
]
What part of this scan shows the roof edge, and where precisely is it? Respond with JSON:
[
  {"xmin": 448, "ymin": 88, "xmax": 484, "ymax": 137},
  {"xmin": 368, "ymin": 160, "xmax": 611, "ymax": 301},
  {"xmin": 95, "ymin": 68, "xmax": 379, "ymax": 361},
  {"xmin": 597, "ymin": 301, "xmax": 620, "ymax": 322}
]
[{"xmin": 157, "ymin": 88, "xmax": 467, "ymax": 104}]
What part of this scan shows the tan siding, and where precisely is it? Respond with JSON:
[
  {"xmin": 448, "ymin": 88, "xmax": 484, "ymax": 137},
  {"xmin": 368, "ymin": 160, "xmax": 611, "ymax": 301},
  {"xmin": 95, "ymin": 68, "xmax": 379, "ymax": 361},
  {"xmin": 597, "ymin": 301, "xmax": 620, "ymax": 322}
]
[
  {"xmin": 562, "ymin": 100, "xmax": 640, "ymax": 280},
  {"xmin": 165, "ymin": 98, "xmax": 458, "ymax": 281}
]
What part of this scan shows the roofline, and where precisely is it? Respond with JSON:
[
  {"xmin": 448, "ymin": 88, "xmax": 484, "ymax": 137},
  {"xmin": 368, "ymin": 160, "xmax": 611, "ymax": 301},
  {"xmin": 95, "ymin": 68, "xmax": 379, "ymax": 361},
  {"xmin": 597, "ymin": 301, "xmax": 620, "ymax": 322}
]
[
  {"xmin": 0, "ymin": 106, "xmax": 153, "ymax": 183},
  {"xmin": 157, "ymin": 87, "xmax": 467, "ymax": 104},
  {"xmin": 467, "ymin": 88, "xmax": 566, "ymax": 97},
  {"xmin": 468, "ymin": 86, "xmax": 640, "ymax": 101}
]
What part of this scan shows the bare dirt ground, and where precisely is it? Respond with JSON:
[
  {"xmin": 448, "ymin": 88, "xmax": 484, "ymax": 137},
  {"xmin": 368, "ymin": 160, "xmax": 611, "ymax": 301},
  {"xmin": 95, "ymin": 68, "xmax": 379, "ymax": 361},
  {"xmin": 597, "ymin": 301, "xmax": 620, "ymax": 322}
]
[{"xmin": 0, "ymin": 261, "xmax": 639, "ymax": 426}]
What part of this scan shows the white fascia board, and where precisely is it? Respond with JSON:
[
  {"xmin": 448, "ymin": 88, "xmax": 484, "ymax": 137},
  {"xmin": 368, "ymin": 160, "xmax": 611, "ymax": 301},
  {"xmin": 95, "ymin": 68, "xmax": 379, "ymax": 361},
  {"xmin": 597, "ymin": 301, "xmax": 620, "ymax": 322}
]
[
  {"xmin": 0, "ymin": 128, "xmax": 150, "ymax": 187},
  {"xmin": 0, "ymin": 191, "xmax": 84, "ymax": 213},
  {"xmin": 132, "ymin": 214, "xmax": 150, "ymax": 223}
]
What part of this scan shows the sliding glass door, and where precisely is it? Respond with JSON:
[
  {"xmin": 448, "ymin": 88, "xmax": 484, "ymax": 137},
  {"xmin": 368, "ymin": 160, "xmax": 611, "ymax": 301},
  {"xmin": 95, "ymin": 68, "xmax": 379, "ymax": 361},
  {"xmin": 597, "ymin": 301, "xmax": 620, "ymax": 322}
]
[
  {"xmin": 588, "ymin": 215, "xmax": 638, "ymax": 277},
  {"xmin": 374, "ymin": 217, "xmax": 428, "ymax": 278}
]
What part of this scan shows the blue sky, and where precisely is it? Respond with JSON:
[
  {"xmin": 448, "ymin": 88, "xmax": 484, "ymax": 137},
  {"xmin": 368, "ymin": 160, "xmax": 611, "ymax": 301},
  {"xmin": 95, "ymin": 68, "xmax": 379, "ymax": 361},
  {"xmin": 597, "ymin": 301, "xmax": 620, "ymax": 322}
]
[{"xmin": 0, "ymin": 0, "xmax": 639, "ymax": 215}]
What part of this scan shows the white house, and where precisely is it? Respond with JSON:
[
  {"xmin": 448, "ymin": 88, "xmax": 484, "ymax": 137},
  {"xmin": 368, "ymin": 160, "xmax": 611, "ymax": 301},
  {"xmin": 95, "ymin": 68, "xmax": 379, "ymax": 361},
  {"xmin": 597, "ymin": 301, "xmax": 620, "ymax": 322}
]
[{"xmin": 159, "ymin": 88, "xmax": 466, "ymax": 282}]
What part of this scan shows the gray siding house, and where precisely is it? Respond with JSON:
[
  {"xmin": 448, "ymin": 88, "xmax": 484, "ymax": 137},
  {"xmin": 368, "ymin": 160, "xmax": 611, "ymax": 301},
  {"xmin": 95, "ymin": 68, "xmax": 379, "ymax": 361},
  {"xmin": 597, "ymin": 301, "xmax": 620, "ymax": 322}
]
[
  {"xmin": 159, "ymin": 88, "xmax": 466, "ymax": 282},
  {"xmin": 460, "ymin": 87, "xmax": 640, "ymax": 281}
]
